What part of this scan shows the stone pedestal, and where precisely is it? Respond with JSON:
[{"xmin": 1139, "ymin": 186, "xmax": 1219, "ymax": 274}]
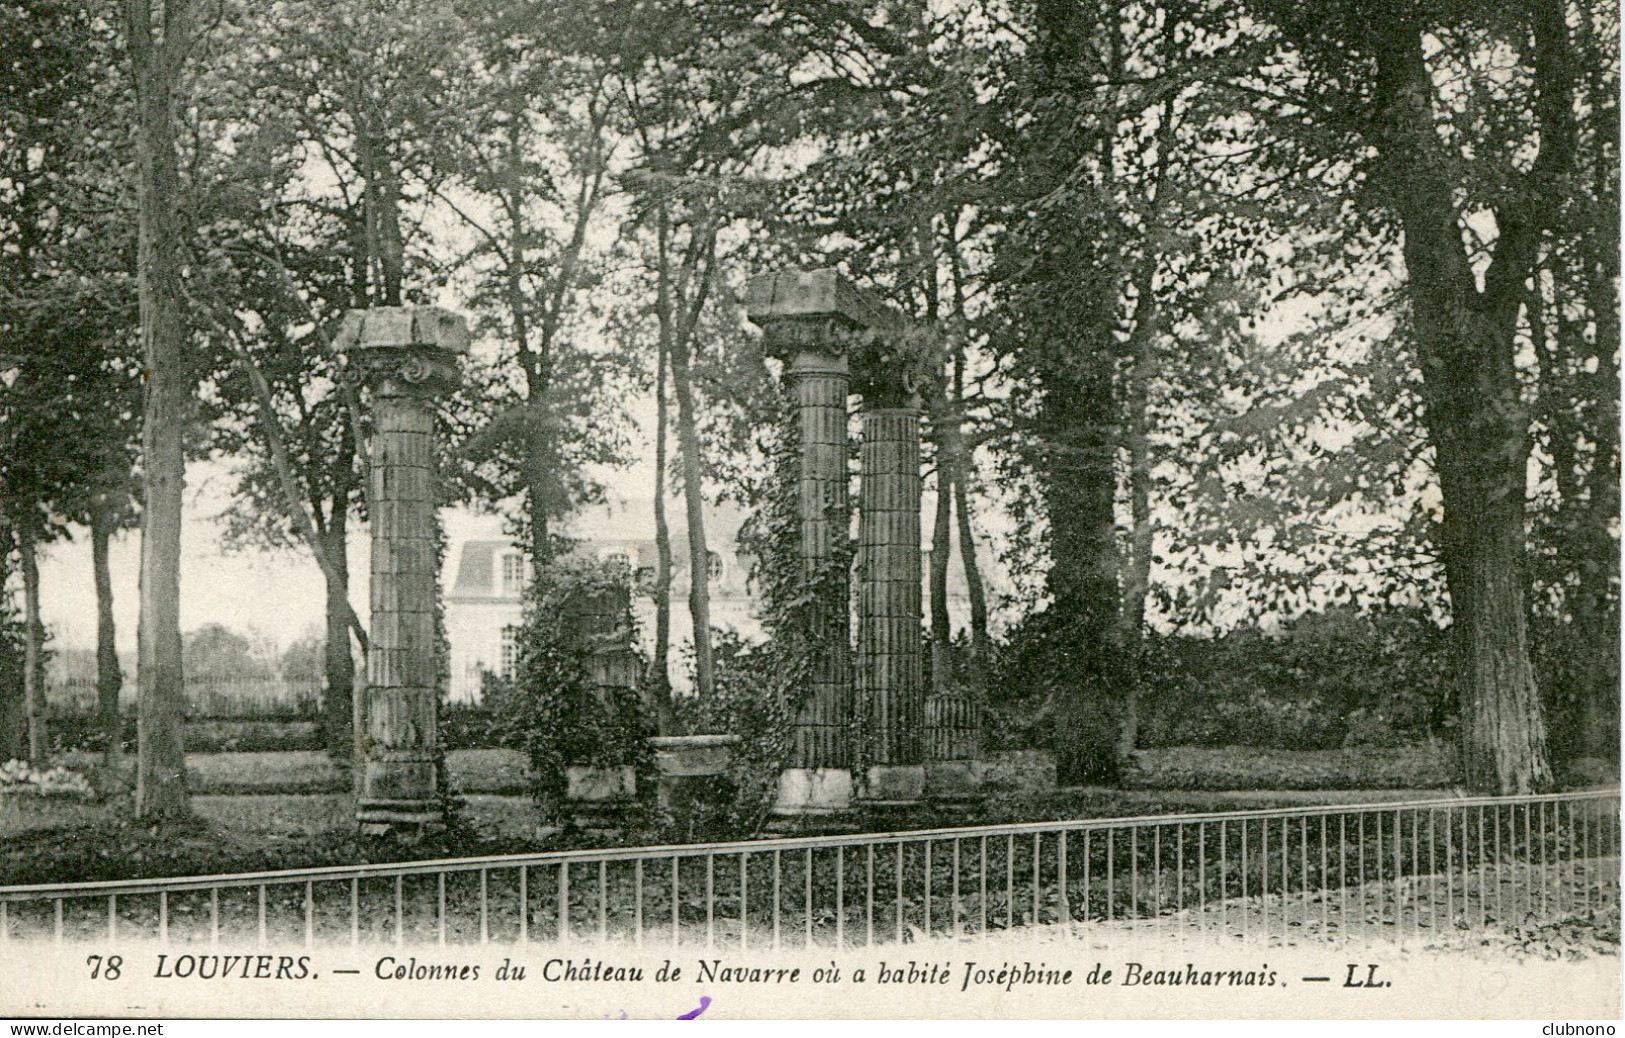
[
  {"xmin": 651, "ymin": 734, "xmax": 738, "ymax": 831},
  {"xmin": 336, "ymin": 306, "xmax": 468, "ymax": 834},
  {"xmin": 924, "ymin": 757, "xmax": 986, "ymax": 806},
  {"xmin": 771, "ymin": 766, "xmax": 855, "ymax": 816},
  {"xmin": 565, "ymin": 765, "xmax": 637, "ymax": 831}
]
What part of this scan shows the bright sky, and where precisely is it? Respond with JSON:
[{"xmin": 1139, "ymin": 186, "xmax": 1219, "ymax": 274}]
[
  {"xmin": 33, "ymin": 460, "xmax": 511, "ymax": 656},
  {"xmin": 33, "ymin": 442, "xmax": 984, "ymax": 656}
]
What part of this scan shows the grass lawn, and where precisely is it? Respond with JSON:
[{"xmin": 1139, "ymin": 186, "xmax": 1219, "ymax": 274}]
[
  {"xmin": 0, "ymin": 742, "xmax": 1467, "ymax": 886},
  {"xmin": 0, "ymin": 789, "xmax": 1464, "ymax": 890},
  {"xmin": 53, "ymin": 741, "xmax": 1457, "ymax": 797}
]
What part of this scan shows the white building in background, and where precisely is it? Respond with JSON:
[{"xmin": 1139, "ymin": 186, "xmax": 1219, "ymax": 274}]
[
  {"xmin": 444, "ymin": 498, "xmax": 759, "ymax": 703},
  {"xmin": 444, "ymin": 496, "xmax": 996, "ymax": 705}
]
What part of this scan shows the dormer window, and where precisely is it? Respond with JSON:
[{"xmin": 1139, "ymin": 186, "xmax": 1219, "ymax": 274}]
[{"xmin": 500, "ymin": 552, "xmax": 525, "ymax": 594}]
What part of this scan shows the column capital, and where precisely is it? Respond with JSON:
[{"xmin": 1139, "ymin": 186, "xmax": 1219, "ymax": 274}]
[
  {"xmin": 850, "ymin": 324, "xmax": 935, "ymax": 410},
  {"xmin": 335, "ymin": 305, "xmax": 468, "ymax": 398},
  {"xmin": 747, "ymin": 267, "xmax": 905, "ymax": 363}
]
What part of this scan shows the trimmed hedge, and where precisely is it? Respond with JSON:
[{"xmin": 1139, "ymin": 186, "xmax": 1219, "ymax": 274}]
[{"xmin": 991, "ymin": 606, "xmax": 1451, "ymax": 752}]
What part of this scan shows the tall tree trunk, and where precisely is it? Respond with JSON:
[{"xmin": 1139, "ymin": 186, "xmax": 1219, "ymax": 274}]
[
  {"xmin": 653, "ymin": 208, "xmax": 718, "ymax": 702},
  {"xmin": 949, "ymin": 445, "xmax": 989, "ymax": 685},
  {"xmin": 1118, "ymin": 336, "xmax": 1153, "ymax": 758},
  {"xmin": 522, "ymin": 432, "xmax": 552, "ymax": 570},
  {"xmin": 321, "ymin": 514, "xmax": 353, "ymax": 758},
  {"xmin": 928, "ymin": 421, "xmax": 953, "ymax": 694},
  {"xmin": 126, "ymin": 0, "xmax": 193, "ymax": 820},
  {"xmin": 1118, "ymin": 252, "xmax": 1159, "ymax": 759},
  {"xmin": 501, "ymin": 123, "xmax": 556, "ymax": 577},
  {"xmin": 90, "ymin": 495, "xmax": 123, "ymax": 768},
  {"xmin": 358, "ymin": 124, "xmax": 404, "ymax": 309},
  {"xmin": 917, "ymin": 209, "xmax": 956, "ymax": 694},
  {"xmin": 1369, "ymin": 11, "xmax": 1565, "ymax": 793},
  {"xmin": 650, "ymin": 331, "xmax": 675, "ymax": 723},
  {"xmin": 668, "ymin": 334, "xmax": 715, "ymax": 701},
  {"xmin": 1039, "ymin": 345, "xmax": 1124, "ymax": 787},
  {"xmin": 1022, "ymin": 0, "xmax": 1124, "ymax": 787},
  {"xmin": 18, "ymin": 520, "xmax": 45, "ymax": 764},
  {"xmin": 0, "ymin": 531, "xmax": 24, "ymax": 762},
  {"xmin": 943, "ymin": 232, "xmax": 990, "ymax": 675}
]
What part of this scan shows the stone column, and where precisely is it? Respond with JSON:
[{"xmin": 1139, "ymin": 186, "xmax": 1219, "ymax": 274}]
[
  {"xmin": 856, "ymin": 392, "xmax": 925, "ymax": 807},
  {"xmin": 925, "ymin": 684, "xmax": 985, "ymax": 806},
  {"xmin": 335, "ymin": 306, "xmax": 467, "ymax": 834},
  {"xmin": 747, "ymin": 269, "xmax": 903, "ymax": 818},
  {"xmin": 787, "ymin": 347, "xmax": 852, "ymax": 780}
]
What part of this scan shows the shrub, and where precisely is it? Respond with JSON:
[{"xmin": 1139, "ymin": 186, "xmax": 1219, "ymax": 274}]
[
  {"xmin": 665, "ymin": 628, "xmax": 801, "ymax": 839},
  {"xmin": 991, "ymin": 605, "xmax": 1451, "ymax": 752},
  {"xmin": 481, "ymin": 559, "xmax": 653, "ymax": 816}
]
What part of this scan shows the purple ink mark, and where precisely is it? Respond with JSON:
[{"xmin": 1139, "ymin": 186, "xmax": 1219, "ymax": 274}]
[{"xmin": 677, "ymin": 996, "xmax": 712, "ymax": 1020}]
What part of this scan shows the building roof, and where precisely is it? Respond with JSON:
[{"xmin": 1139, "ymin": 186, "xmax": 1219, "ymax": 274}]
[{"xmin": 451, "ymin": 539, "xmax": 508, "ymax": 597}]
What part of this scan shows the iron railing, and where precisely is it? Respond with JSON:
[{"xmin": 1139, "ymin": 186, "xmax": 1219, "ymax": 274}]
[{"xmin": 0, "ymin": 790, "xmax": 1615, "ymax": 949}]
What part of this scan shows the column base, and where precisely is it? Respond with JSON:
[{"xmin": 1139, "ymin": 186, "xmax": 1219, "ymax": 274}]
[
  {"xmin": 770, "ymin": 767, "xmax": 853, "ymax": 819},
  {"xmin": 565, "ymin": 765, "xmax": 638, "ymax": 831},
  {"xmin": 857, "ymin": 764, "xmax": 926, "ymax": 829},
  {"xmin": 859, "ymin": 764, "xmax": 925, "ymax": 806},
  {"xmin": 361, "ymin": 751, "xmax": 439, "ymax": 803},
  {"xmin": 925, "ymin": 759, "xmax": 988, "ymax": 805},
  {"xmin": 357, "ymin": 798, "xmax": 445, "ymax": 836}
]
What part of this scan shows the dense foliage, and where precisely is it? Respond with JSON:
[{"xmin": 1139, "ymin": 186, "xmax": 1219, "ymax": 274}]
[
  {"xmin": 0, "ymin": 0, "xmax": 1615, "ymax": 807},
  {"xmin": 994, "ymin": 606, "xmax": 1452, "ymax": 753},
  {"xmin": 480, "ymin": 559, "xmax": 652, "ymax": 815}
]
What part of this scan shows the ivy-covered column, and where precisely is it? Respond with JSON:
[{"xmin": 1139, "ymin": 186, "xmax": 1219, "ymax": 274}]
[
  {"xmin": 747, "ymin": 268, "xmax": 902, "ymax": 819},
  {"xmin": 854, "ymin": 365, "xmax": 925, "ymax": 808},
  {"xmin": 564, "ymin": 580, "xmax": 643, "ymax": 829},
  {"xmin": 336, "ymin": 306, "xmax": 467, "ymax": 834}
]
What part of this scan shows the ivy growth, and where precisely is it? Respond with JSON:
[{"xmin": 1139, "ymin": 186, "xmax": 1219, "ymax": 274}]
[
  {"xmin": 702, "ymin": 387, "xmax": 856, "ymax": 834},
  {"xmin": 482, "ymin": 558, "xmax": 653, "ymax": 819}
]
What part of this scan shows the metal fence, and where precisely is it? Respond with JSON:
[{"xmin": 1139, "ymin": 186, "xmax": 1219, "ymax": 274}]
[{"xmin": 0, "ymin": 790, "xmax": 1615, "ymax": 949}]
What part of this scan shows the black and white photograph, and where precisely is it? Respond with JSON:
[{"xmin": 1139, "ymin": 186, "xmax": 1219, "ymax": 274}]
[{"xmin": 0, "ymin": 0, "xmax": 1618, "ymax": 1022}]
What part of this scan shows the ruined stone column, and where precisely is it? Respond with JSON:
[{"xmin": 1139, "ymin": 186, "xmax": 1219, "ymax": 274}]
[
  {"xmin": 747, "ymin": 269, "xmax": 903, "ymax": 818},
  {"xmin": 856, "ymin": 391, "xmax": 925, "ymax": 807},
  {"xmin": 564, "ymin": 581, "xmax": 642, "ymax": 829},
  {"xmin": 336, "ymin": 306, "xmax": 467, "ymax": 833}
]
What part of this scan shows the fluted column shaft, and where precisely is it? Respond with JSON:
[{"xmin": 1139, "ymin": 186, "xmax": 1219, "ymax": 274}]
[
  {"xmin": 858, "ymin": 405, "xmax": 923, "ymax": 768},
  {"xmin": 790, "ymin": 352, "xmax": 852, "ymax": 770},
  {"xmin": 363, "ymin": 386, "xmax": 440, "ymax": 816}
]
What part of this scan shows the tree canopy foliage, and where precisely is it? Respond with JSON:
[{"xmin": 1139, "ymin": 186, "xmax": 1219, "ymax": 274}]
[{"xmin": 0, "ymin": 0, "xmax": 1614, "ymax": 798}]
